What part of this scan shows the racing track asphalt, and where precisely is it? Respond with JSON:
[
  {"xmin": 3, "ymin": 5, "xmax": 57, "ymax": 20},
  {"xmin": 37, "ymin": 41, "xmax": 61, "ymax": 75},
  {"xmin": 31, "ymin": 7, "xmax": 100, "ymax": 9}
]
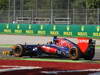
[{"xmin": 0, "ymin": 34, "xmax": 100, "ymax": 45}]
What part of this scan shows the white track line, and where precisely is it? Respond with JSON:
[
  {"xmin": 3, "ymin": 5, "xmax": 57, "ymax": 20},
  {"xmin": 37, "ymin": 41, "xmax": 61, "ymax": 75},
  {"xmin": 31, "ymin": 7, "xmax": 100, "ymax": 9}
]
[
  {"xmin": 41, "ymin": 69, "xmax": 100, "ymax": 74},
  {"xmin": 0, "ymin": 65, "xmax": 42, "ymax": 72}
]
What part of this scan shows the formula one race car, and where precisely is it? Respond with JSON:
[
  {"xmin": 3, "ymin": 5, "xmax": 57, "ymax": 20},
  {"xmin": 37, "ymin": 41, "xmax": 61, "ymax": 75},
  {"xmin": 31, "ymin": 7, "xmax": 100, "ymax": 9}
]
[{"xmin": 11, "ymin": 36, "xmax": 96, "ymax": 60}]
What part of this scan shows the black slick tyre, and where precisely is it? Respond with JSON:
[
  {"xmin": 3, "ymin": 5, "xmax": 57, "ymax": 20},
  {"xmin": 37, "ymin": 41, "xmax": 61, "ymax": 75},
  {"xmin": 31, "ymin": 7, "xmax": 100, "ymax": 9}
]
[{"xmin": 12, "ymin": 44, "xmax": 24, "ymax": 57}]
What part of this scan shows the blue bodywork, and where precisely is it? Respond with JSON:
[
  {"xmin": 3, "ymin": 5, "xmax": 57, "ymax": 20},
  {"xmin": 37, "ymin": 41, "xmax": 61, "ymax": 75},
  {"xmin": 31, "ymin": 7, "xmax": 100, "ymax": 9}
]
[{"xmin": 22, "ymin": 38, "xmax": 77, "ymax": 57}]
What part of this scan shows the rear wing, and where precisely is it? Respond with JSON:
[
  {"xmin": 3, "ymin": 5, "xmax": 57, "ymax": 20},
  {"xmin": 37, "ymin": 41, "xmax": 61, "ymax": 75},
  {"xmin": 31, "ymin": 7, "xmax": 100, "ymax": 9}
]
[{"xmin": 77, "ymin": 37, "xmax": 95, "ymax": 53}]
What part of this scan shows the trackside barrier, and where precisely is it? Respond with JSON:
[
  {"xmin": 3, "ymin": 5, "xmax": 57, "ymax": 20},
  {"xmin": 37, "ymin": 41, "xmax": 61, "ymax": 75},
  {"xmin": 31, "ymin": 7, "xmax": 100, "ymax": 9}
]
[{"xmin": 0, "ymin": 23, "xmax": 99, "ymax": 38}]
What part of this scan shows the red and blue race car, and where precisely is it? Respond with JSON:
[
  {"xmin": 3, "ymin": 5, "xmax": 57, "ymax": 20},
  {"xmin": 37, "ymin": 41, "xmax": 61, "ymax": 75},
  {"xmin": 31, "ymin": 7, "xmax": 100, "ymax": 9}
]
[{"xmin": 12, "ymin": 36, "xmax": 95, "ymax": 60}]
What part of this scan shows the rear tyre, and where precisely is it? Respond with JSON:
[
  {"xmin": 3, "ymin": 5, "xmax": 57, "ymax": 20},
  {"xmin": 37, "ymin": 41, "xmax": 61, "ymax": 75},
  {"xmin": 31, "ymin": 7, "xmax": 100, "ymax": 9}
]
[
  {"xmin": 12, "ymin": 44, "xmax": 24, "ymax": 57},
  {"xmin": 84, "ymin": 46, "xmax": 95, "ymax": 60},
  {"xmin": 69, "ymin": 48, "xmax": 80, "ymax": 60},
  {"xmin": 84, "ymin": 39, "xmax": 95, "ymax": 60}
]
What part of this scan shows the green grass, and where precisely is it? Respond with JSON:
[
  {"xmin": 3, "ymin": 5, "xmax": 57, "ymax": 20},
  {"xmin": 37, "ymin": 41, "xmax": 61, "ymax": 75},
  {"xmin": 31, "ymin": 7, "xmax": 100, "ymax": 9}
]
[
  {"xmin": 96, "ymin": 45, "xmax": 100, "ymax": 48},
  {"xmin": 19, "ymin": 57, "xmax": 92, "ymax": 63},
  {"xmin": 0, "ymin": 44, "xmax": 14, "ymax": 47}
]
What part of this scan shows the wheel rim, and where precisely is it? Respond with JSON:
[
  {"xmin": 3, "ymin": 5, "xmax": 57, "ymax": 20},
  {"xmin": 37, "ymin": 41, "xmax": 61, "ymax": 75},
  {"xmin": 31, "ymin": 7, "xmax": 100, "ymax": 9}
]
[
  {"xmin": 70, "ymin": 48, "xmax": 77, "ymax": 57},
  {"xmin": 69, "ymin": 48, "xmax": 79, "ymax": 60}
]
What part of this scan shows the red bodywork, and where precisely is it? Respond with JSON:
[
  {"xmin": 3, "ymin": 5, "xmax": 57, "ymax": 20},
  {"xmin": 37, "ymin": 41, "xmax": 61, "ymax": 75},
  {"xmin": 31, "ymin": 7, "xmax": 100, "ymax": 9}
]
[
  {"xmin": 40, "ymin": 38, "xmax": 74, "ymax": 54},
  {"xmin": 77, "ymin": 37, "xmax": 89, "ymax": 54},
  {"xmin": 55, "ymin": 38, "xmax": 74, "ymax": 48},
  {"xmin": 40, "ymin": 37, "xmax": 91, "ymax": 55},
  {"xmin": 40, "ymin": 46, "xmax": 57, "ymax": 54}
]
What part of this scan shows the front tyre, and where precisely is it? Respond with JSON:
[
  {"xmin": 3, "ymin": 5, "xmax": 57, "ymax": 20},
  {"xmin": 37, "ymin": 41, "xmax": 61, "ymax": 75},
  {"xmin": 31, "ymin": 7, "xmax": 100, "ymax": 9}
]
[
  {"xmin": 69, "ymin": 48, "xmax": 79, "ymax": 60},
  {"xmin": 12, "ymin": 44, "xmax": 24, "ymax": 57}
]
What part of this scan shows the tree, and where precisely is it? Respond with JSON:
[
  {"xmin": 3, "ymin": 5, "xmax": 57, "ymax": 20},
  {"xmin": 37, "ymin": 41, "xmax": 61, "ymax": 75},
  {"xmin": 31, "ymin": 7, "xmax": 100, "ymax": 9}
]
[
  {"xmin": 53, "ymin": 0, "xmax": 68, "ymax": 9},
  {"xmin": 0, "ymin": 0, "xmax": 8, "ymax": 10},
  {"xmin": 86, "ymin": 0, "xmax": 100, "ymax": 8},
  {"xmin": 72, "ymin": 0, "xmax": 100, "ymax": 9}
]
